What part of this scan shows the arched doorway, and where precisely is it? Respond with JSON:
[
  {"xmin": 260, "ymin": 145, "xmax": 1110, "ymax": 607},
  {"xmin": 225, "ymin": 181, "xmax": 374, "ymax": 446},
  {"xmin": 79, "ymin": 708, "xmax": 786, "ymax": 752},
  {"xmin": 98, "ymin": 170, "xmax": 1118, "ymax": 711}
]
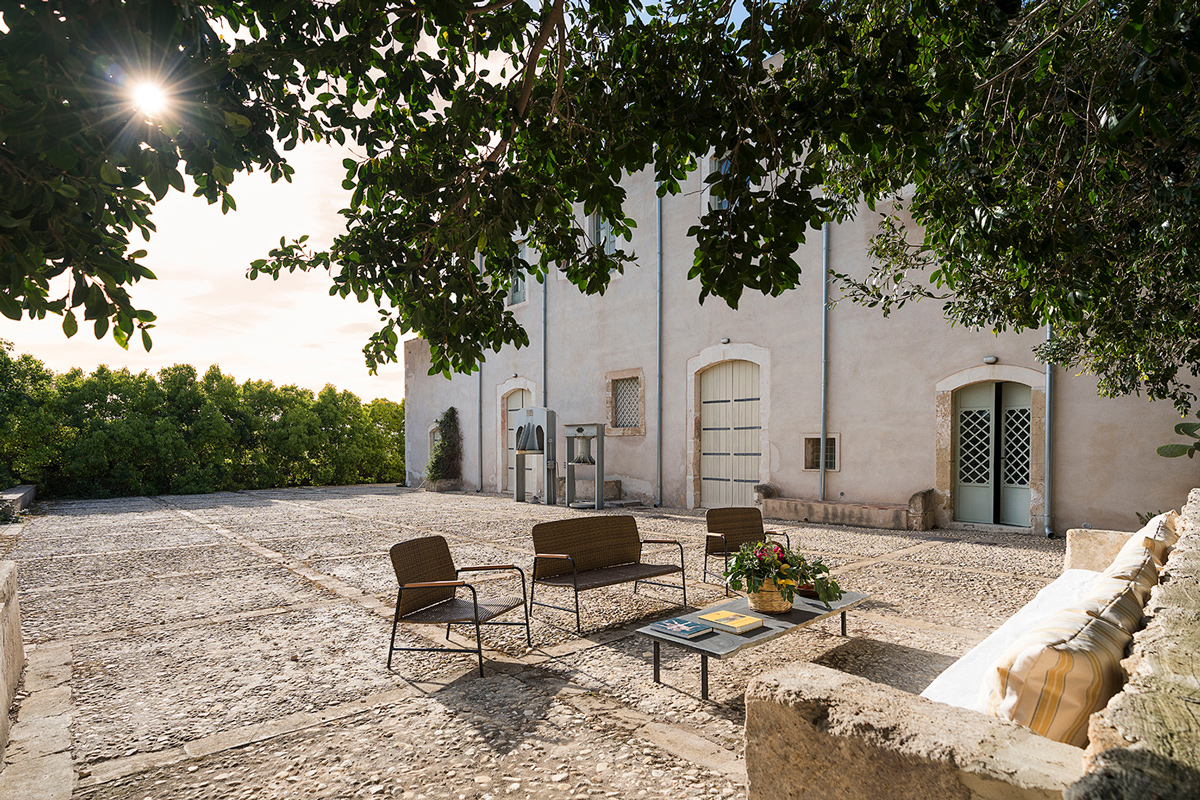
[
  {"xmin": 954, "ymin": 381, "xmax": 1032, "ymax": 526},
  {"xmin": 502, "ymin": 388, "xmax": 534, "ymax": 493},
  {"xmin": 698, "ymin": 359, "xmax": 762, "ymax": 508}
]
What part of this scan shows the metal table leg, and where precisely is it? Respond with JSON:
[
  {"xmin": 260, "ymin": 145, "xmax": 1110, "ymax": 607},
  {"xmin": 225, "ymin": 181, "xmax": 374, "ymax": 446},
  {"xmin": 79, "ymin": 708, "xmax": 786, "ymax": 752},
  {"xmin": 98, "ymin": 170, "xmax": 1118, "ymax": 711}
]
[
  {"xmin": 841, "ymin": 610, "xmax": 847, "ymax": 636},
  {"xmin": 701, "ymin": 653, "xmax": 709, "ymax": 700},
  {"xmin": 653, "ymin": 641, "xmax": 661, "ymax": 683}
]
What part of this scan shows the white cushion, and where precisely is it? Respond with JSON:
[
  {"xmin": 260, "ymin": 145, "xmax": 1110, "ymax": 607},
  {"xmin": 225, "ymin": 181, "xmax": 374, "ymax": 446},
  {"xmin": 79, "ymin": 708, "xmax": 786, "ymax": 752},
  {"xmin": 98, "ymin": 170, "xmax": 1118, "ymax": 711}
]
[{"xmin": 919, "ymin": 568, "xmax": 1101, "ymax": 709}]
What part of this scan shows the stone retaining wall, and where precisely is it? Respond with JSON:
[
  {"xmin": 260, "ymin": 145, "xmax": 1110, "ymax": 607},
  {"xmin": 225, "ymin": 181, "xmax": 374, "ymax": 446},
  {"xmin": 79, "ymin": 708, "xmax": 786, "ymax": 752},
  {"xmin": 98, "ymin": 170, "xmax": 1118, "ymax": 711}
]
[
  {"xmin": 0, "ymin": 485, "xmax": 36, "ymax": 517},
  {"xmin": 0, "ymin": 561, "xmax": 24, "ymax": 765}
]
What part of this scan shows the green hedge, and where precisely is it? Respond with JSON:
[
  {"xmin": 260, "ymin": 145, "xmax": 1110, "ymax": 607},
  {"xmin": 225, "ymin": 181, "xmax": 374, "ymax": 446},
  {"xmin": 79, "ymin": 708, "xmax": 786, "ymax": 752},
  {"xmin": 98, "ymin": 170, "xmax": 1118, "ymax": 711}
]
[{"xmin": 0, "ymin": 341, "xmax": 404, "ymax": 498}]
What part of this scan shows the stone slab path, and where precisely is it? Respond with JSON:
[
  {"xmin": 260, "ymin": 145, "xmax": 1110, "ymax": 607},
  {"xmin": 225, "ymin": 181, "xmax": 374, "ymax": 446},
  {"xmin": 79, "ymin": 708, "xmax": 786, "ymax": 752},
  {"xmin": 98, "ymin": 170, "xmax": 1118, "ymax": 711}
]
[{"xmin": 0, "ymin": 485, "xmax": 1069, "ymax": 798}]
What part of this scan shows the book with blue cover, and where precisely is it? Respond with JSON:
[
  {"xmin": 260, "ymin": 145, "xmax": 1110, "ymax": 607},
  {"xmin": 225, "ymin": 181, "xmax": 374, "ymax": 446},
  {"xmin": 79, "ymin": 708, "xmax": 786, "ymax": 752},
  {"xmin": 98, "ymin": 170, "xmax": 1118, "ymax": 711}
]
[{"xmin": 649, "ymin": 618, "xmax": 713, "ymax": 639}]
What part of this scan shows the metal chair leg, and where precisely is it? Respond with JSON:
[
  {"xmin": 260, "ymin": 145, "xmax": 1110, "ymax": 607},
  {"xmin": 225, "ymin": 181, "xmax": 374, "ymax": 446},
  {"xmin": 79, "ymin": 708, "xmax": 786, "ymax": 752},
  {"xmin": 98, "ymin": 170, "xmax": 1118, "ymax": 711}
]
[
  {"xmin": 387, "ymin": 589, "xmax": 402, "ymax": 670},
  {"xmin": 473, "ymin": 615, "xmax": 485, "ymax": 677}
]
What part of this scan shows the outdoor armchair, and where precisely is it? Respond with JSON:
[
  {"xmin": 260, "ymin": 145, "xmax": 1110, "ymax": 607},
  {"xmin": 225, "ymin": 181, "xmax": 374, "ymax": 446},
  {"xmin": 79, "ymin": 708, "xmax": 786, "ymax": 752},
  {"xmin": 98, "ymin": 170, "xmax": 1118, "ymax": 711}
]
[
  {"xmin": 387, "ymin": 535, "xmax": 531, "ymax": 676},
  {"xmin": 704, "ymin": 507, "xmax": 791, "ymax": 593}
]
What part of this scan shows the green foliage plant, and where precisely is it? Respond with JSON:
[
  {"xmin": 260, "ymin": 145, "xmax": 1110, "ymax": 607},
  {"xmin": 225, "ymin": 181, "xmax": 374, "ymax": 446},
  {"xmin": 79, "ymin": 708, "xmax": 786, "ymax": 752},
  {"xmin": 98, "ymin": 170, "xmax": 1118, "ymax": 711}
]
[
  {"xmin": 724, "ymin": 541, "xmax": 843, "ymax": 608},
  {"xmin": 1157, "ymin": 420, "xmax": 1200, "ymax": 460},
  {"xmin": 425, "ymin": 407, "xmax": 463, "ymax": 484}
]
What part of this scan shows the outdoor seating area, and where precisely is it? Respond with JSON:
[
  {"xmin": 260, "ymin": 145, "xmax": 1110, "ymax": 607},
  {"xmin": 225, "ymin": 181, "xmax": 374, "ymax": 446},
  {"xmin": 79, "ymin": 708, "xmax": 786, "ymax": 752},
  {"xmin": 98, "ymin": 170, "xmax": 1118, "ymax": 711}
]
[{"xmin": 1, "ymin": 485, "xmax": 1194, "ymax": 799}]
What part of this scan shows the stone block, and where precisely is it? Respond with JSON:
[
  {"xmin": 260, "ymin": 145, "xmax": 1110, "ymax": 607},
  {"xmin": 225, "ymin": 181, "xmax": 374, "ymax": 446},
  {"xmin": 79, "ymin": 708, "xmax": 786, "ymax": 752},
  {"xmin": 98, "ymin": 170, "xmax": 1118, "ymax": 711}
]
[
  {"xmin": 554, "ymin": 477, "xmax": 621, "ymax": 501},
  {"xmin": 745, "ymin": 662, "xmax": 1082, "ymax": 800},
  {"xmin": 1064, "ymin": 529, "xmax": 1135, "ymax": 572}
]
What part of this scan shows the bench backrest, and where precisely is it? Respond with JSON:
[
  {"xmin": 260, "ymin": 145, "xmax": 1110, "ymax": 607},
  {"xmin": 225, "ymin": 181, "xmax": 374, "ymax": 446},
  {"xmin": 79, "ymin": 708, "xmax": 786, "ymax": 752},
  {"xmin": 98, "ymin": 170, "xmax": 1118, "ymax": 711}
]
[
  {"xmin": 531, "ymin": 515, "xmax": 641, "ymax": 578},
  {"xmin": 705, "ymin": 507, "xmax": 766, "ymax": 554}
]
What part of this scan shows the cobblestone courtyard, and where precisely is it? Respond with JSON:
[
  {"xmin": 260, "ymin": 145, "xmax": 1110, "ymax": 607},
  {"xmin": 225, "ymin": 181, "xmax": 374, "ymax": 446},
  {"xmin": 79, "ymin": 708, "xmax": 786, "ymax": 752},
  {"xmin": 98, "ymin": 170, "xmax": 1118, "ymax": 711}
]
[{"xmin": 0, "ymin": 486, "xmax": 1069, "ymax": 799}]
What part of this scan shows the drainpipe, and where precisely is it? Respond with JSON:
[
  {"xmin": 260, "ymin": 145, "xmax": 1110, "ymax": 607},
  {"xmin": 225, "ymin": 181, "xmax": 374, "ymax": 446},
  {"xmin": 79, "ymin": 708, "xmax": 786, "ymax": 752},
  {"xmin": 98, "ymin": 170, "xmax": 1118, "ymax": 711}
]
[
  {"xmin": 1043, "ymin": 324, "xmax": 1054, "ymax": 536},
  {"xmin": 477, "ymin": 253, "xmax": 485, "ymax": 492},
  {"xmin": 542, "ymin": 278, "xmax": 548, "ymax": 407},
  {"xmin": 818, "ymin": 222, "xmax": 830, "ymax": 502},
  {"xmin": 655, "ymin": 186, "xmax": 664, "ymax": 507},
  {"xmin": 477, "ymin": 366, "xmax": 483, "ymax": 492}
]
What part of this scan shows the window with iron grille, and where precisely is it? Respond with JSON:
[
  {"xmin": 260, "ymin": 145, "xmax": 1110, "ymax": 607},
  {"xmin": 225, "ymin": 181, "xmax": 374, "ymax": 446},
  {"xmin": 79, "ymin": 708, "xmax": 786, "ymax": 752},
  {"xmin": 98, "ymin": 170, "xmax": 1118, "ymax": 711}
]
[
  {"xmin": 613, "ymin": 377, "xmax": 640, "ymax": 428},
  {"xmin": 803, "ymin": 436, "xmax": 838, "ymax": 471}
]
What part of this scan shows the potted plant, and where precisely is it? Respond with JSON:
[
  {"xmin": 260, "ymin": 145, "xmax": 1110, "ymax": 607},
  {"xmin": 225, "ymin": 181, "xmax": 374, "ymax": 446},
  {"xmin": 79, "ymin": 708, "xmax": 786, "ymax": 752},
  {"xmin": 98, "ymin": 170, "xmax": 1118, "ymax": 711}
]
[{"xmin": 724, "ymin": 541, "xmax": 844, "ymax": 613}]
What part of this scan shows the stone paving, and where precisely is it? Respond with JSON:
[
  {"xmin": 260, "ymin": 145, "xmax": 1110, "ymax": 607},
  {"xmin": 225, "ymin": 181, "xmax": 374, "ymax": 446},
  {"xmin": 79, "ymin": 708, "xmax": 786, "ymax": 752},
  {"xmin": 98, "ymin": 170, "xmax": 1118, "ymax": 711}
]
[{"xmin": 0, "ymin": 485, "xmax": 1068, "ymax": 799}]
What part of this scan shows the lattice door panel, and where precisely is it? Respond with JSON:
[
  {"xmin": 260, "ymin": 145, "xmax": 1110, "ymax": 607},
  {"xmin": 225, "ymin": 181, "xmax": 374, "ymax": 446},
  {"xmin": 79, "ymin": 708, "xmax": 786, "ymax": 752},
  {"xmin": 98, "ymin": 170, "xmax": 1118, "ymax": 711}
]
[
  {"xmin": 1002, "ymin": 407, "xmax": 1031, "ymax": 487},
  {"xmin": 957, "ymin": 408, "xmax": 992, "ymax": 486}
]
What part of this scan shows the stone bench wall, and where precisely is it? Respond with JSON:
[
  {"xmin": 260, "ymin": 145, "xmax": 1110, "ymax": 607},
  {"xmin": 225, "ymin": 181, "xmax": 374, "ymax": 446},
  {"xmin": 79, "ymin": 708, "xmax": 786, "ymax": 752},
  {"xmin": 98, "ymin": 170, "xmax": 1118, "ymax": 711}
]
[
  {"xmin": 745, "ymin": 489, "xmax": 1200, "ymax": 800},
  {"xmin": 1068, "ymin": 489, "xmax": 1200, "ymax": 799}
]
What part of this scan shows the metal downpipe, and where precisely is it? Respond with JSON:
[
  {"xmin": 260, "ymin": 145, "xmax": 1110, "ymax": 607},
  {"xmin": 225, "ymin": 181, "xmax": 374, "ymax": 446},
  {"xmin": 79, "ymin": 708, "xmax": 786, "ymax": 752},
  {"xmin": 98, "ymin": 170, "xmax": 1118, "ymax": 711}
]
[
  {"xmin": 655, "ymin": 186, "xmax": 664, "ymax": 507},
  {"xmin": 818, "ymin": 222, "xmax": 830, "ymax": 502},
  {"xmin": 1043, "ymin": 324, "xmax": 1054, "ymax": 536}
]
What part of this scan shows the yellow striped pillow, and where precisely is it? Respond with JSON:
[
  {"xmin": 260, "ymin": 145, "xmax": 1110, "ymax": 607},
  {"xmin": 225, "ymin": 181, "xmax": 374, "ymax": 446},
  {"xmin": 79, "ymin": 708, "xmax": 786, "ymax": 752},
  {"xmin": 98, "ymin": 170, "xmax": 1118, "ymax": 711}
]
[
  {"xmin": 1083, "ymin": 575, "xmax": 1148, "ymax": 633},
  {"xmin": 980, "ymin": 603, "xmax": 1132, "ymax": 747},
  {"xmin": 1102, "ymin": 537, "xmax": 1160, "ymax": 598}
]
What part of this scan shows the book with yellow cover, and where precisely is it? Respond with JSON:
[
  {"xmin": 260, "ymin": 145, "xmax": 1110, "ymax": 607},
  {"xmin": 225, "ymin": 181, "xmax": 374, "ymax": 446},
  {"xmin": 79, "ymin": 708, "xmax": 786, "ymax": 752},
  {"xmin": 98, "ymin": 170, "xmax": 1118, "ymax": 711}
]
[{"xmin": 697, "ymin": 610, "xmax": 763, "ymax": 633}]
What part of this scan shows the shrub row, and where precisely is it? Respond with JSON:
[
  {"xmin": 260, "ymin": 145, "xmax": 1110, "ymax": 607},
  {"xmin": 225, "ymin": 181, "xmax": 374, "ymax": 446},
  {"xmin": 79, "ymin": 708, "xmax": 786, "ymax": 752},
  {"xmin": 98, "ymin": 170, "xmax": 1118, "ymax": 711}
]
[{"xmin": 0, "ymin": 341, "xmax": 404, "ymax": 498}]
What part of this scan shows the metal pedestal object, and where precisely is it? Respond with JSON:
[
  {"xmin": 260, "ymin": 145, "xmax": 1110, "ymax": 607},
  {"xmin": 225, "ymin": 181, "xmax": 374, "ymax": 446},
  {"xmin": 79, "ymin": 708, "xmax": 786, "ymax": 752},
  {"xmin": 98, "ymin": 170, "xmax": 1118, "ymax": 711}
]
[
  {"xmin": 564, "ymin": 423, "xmax": 604, "ymax": 510},
  {"xmin": 514, "ymin": 407, "xmax": 557, "ymax": 506}
]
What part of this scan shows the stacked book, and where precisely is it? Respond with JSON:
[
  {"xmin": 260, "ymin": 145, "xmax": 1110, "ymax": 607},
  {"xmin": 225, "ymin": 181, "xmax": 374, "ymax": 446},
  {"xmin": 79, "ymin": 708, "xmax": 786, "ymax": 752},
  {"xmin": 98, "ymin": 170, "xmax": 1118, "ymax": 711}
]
[
  {"xmin": 648, "ymin": 618, "xmax": 713, "ymax": 639},
  {"xmin": 697, "ymin": 610, "xmax": 764, "ymax": 633}
]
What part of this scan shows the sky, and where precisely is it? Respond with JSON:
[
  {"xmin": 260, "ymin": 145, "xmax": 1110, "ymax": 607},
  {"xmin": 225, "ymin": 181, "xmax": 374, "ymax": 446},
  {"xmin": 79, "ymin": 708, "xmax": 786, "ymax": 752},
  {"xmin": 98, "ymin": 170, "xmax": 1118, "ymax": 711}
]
[{"xmin": 0, "ymin": 141, "xmax": 411, "ymax": 403}]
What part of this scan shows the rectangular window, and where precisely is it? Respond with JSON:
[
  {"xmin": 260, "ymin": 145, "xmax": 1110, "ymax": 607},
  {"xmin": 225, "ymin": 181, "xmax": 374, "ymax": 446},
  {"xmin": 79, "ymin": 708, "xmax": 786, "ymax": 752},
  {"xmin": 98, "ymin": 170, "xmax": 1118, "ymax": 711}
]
[
  {"xmin": 506, "ymin": 242, "xmax": 528, "ymax": 305},
  {"xmin": 613, "ymin": 377, "xmax": 640, "ymax": 428},
  {"xmin": 591, "ymin": 213, "xmax": 617, "ymax": 256},
  {"xmin": 709, "ymin": 156, "xmax": 732, "ymax": 211},
  {"xmin": 803, "ymin": 436, "xmax": 838, "ymax": 471},
  {"xmin": 507, "ymin": 271, "xmax": 526, "ymax": 305}
]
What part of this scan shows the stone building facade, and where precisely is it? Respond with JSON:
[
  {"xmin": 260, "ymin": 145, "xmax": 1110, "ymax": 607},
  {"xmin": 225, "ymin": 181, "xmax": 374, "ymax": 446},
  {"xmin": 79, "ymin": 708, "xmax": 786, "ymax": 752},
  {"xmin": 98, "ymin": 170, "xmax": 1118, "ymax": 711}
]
[{"xmin": 404, "ymin": 166, "xmax": 1196, "ymax": 535}]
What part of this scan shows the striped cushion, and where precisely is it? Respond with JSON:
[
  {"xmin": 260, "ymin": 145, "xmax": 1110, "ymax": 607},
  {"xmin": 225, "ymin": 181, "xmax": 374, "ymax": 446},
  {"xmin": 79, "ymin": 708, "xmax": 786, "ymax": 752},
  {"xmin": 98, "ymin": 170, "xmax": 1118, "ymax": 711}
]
[
  {"xmin": 980, "ymin": 603, "xmax": 1132, "ymax": 747},
  {"xmin": 1083, "ymin": 576, "xmax": 1148, "ymax": 633}
]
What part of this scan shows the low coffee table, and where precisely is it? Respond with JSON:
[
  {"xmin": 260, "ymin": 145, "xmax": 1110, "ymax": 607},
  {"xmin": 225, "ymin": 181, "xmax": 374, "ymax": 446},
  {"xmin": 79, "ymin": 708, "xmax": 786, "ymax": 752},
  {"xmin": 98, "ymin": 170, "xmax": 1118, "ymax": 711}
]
[{"xmin": 633, "ymin": 591, "xmax": 869, "ymax": 700}]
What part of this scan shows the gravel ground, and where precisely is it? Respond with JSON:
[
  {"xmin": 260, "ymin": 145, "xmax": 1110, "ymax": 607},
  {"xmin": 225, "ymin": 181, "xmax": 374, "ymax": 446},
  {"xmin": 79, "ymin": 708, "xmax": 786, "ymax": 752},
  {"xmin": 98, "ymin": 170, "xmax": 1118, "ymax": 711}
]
[{"xmin": 3, "ymin": 485, "xmax": 1068, "ymax": 799}]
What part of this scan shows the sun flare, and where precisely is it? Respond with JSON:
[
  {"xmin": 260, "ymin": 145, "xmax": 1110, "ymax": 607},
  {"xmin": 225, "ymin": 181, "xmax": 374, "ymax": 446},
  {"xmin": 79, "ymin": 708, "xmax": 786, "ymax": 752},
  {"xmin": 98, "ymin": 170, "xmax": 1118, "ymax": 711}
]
[{"xmin": 131, "ymin": 81, "xmax": 168, "ymax": 116}]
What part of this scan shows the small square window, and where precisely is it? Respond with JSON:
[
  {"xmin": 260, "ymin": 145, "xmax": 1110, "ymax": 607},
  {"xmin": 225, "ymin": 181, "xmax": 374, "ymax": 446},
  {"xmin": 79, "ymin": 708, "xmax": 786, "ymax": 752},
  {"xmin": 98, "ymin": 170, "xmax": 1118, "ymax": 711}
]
[
  {"xmin": 803, "ymin": 436, "xmax": 838, "ymax": 471},
  {"xmin": 612, "ymin": 377, "xmax": 640, "ymax": 428}
]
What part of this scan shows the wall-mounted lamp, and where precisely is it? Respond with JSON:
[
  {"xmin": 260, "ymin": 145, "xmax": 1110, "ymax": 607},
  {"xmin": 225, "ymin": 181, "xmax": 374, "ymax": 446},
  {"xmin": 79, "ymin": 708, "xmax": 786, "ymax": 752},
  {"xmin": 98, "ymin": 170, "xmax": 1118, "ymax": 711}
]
[
  {"xmin": 982, "ymin": 356, "xmax": 999, "ymax": 365},
  {"xmin": 720, "ymin": 337, "xmax": 731, "ymax": 345}
]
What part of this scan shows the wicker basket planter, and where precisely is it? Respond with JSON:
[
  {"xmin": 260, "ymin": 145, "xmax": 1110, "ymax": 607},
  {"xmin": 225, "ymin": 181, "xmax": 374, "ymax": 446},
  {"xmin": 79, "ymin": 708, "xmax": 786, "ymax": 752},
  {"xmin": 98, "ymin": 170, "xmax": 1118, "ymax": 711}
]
[{"xmin": 747, "ymin": 582, "xmax": 793, "ymax": 614}]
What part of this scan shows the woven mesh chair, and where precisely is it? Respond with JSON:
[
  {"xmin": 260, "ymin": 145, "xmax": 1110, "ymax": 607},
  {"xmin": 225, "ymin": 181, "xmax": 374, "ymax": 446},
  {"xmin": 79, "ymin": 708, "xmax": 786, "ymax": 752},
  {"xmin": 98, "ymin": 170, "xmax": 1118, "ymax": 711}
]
[
  {"xmin": 387, "ymin": 535, "xmax": 531, "ymax": 676},
  {"xmin": 704, "ymin": 507, "xmax": 791, "ymax": 594}
]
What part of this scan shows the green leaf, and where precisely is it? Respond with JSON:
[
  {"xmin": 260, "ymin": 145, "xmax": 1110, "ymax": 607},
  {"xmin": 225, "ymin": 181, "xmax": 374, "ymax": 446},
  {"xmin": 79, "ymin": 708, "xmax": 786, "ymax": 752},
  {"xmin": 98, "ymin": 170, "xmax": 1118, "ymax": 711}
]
[
  {"xmin": 62, "ymin": 311, "xmax": 78, "ymax": 337},
  {"xmin": 1156, "ymin": 443, "xmax": 1195, "ymax": 458},
  {"xmin": 100, "ymin": 162, "xmax": 122, "ymax": 185},
  {"xmin": 0, "ymin": 293, "xmax": 21, "ymax": 320}
]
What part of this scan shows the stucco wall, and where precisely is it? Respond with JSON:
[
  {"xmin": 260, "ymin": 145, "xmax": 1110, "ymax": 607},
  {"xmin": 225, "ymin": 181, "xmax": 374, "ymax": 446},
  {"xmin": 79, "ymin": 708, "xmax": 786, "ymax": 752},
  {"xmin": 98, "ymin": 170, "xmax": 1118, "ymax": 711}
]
[{"xmin": 403, "ymin": 168, "xmax": 1196, "ymax": 532}]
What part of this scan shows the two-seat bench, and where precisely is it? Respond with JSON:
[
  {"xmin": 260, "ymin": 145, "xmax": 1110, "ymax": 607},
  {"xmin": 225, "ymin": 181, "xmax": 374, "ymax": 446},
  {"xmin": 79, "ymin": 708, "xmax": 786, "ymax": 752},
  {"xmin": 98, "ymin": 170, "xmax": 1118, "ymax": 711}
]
[{"xmin": 530, "ymin": 515, "xmax": 687, "ymax": 633}]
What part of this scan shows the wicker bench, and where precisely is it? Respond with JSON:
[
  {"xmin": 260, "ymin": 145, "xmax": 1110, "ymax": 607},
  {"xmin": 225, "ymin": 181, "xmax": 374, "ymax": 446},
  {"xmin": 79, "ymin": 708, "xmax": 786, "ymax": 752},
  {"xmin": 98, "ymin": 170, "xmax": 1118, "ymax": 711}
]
[{"xmin": 530, "ymin": 515, "xmax": 687, "ymax": 633}]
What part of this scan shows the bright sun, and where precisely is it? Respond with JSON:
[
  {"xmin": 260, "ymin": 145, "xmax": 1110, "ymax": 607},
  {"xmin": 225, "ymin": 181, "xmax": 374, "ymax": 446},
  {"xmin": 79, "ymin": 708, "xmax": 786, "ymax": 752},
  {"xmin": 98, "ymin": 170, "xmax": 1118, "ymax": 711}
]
[{"xmin": 131, "ymin": 81, "xmax": 168, "ymax": 116}]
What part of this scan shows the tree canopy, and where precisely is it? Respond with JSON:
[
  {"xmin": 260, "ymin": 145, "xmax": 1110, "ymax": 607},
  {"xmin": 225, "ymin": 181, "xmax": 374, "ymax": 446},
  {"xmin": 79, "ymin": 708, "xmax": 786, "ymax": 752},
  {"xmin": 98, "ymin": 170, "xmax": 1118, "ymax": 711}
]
[{"xmin": 2, "ymin": 1, "xmax": 1198, "ymax": 408}]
